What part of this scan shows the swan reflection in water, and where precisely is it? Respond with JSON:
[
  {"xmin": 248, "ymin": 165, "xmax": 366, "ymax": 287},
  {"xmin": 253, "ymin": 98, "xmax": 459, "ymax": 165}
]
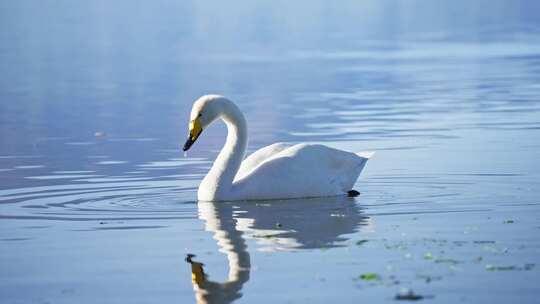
[{"xmin": 185, "ymin": 196, "xmax": 373, "ymax": 303}]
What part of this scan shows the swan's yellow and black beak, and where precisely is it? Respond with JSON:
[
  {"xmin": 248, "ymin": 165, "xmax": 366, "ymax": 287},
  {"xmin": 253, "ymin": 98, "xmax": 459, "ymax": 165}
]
[
  {"xmin": 183, "ymin": 118, "xmax": 203, "ymax": 151},
  {"xmin": 185, "ymin": 254, "xmax": 206, "ymax": 287}
]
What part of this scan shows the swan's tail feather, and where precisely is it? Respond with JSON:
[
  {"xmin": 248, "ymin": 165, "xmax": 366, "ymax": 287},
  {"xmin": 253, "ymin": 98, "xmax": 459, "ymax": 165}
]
[{"xmin": 356, "ymin": 151, "xmax": 375, "ymax": 159}]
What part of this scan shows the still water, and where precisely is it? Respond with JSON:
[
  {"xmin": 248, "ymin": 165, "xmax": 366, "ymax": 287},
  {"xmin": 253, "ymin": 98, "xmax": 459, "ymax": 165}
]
[{"xmin": 1, "ymin": 1, "xmax": 540, "ymax": 303}]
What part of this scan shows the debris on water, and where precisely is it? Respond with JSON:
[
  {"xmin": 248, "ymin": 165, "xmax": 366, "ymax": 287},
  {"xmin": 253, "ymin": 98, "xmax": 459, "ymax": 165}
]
[
  {"xmin": 434, "ymin": 258, "xmax": 460, "ymax": 265},
  {"xmin": 503, "ymin": 219, "xmax": 514, "ymax": 224},
  {"xmin": 473, "ymin": 240, "xmax": 496, "ymax": 244},
  {"xmin": 356, "ymin": 240, "xmax": 368, "ymax": 246},
  {"xmin": 275, "ymin": 222, "xmax": 282, "ymax": 228},
  {"xmin": 384, "ymin": 242, "xmax": 408, "ymax": 250},
  {"xmin": 416, "ymin": 275, "xmax": 441, "ymax": 284},
  {"xmin": 395, "ymin": 288, "xmax": 425, "ymax": 301},
  {"xmin": 485, "ymin": 263, "xmax": 535, "ymax": 271},
  {"xmin": 485, "ymin": 264, "xmax": 516, "ymax": 271},
  {"xmin": 473, "ymin": 256, "xmax": 483, "ymax": 263},
  {"xmin": 358, "ymin": 273, "xmax": 380, "ymax": 281},
  {"xmin": 94, "ymin": 131, "xmax": 106, "ymax": 137},
  {"xmin": 424, "ymin": 252, "xmax": 434, "ymax": 260}
]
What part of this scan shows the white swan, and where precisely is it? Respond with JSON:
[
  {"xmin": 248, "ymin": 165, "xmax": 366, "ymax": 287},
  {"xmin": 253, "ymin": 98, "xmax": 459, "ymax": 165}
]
[
  {"xmin": 183, "ymin": 95, "xmax": 373, "ymax": 201},
  {"xmin": 186, "ymin": 202, "xmax": 250, "ymax": 304}
]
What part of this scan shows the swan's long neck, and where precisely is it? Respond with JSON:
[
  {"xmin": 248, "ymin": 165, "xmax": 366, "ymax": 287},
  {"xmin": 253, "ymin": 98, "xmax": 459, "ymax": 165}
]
[
  {"xmin": 192, "ymin": 202, "xmax": 250, "ymax": 303},
  {"xmin": 201, "ymin": 102, "xmax": 247, "ymax": 199}
]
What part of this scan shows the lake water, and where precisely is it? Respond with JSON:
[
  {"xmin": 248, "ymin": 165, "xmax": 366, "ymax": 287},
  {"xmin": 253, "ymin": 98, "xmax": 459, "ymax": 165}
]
[{"xmin": 1, "ymin": 1, "xmax": 540, "ymax": 303}]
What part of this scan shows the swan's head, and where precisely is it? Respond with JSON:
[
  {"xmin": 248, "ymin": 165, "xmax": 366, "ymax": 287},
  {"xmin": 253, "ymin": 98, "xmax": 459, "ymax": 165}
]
[{"xmin": 183, "ymin": 95, "xmax": 225, "ymax": 151}]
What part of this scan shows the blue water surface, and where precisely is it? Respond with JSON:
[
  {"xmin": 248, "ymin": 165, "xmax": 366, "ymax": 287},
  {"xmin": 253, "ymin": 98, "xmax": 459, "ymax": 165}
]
[{"xmin": 1, "ymin": 1, "xmax": 540, "ymax": 303}]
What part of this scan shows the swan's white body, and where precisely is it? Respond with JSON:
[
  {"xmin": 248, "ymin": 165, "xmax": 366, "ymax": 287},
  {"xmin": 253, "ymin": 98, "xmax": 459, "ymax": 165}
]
[{"xmin": 185, "ymin": 95, "xmax": 372, "ymax": 201}]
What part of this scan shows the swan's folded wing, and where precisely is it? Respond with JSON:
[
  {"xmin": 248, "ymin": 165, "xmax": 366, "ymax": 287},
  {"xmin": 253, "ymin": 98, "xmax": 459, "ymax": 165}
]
[
  {"xmin": 235, "ymin": 142, "xmax": 292, "ymax": 181},
  {"xmin": 233, "ymin": 144, "xmax": 369, "ymax": 200}
]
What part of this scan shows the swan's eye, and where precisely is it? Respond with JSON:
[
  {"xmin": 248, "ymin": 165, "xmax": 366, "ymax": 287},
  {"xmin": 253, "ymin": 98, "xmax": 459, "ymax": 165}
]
[{"xmin": 198, "ymin": 113, "xmax": 202, "ymax": 118}]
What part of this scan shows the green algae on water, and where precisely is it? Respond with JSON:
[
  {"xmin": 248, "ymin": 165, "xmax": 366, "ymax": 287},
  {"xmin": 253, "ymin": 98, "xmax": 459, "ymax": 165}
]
[
  {"xmin": 356, "ymin": 239, "xmax": 368, "ymax": 246},
  {"xmin": 358, "ymin": 273, "xmax": 380, "ymax": 281}
]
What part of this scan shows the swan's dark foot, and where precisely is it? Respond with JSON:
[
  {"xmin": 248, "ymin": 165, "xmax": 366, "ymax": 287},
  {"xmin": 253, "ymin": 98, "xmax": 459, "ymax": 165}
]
[{"xmin": 347, "ymin": 190, "xmax": 360, "ymax": 197}]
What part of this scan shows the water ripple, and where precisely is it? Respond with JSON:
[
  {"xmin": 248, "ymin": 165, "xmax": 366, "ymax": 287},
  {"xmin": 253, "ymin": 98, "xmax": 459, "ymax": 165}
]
[{"xmin": 0, "ymin": 175, "xmax": 198, "ymax": 222}]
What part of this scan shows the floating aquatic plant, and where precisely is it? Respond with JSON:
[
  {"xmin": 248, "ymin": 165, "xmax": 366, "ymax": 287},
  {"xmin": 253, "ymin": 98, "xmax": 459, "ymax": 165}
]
[
  {"xmin": 358, "ymin": 273, "xmax": 380, "ymax": 281},
  {"xmin": 356, "ymin": 239, "xmax": 369, "ymax": 246}
]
